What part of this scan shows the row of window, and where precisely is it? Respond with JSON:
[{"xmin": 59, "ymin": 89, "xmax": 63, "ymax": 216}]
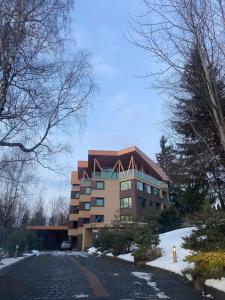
[
  {"xmin": 120, "ymin": 180, "xmax": 160, "ymax": 196},
  {"xmin": 71, "ymin": 215, "xmax": 104, "ymax": 228},
  {"xmin": 70, "ymin": 198, "xmax": 105, "ymax": 213},
  {"xmin": 120, "ymin": 196, "xmax": 161, "ymax": 210},
  {"xmin": 71, "ymin": 181, "xmax": 105, "ymax": 199}
]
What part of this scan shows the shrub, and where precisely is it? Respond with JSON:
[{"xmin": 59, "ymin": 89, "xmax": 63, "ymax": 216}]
[
  {"xmin": 184, "ymin": 251, "xmax": 225, "ymax": 280},
  {"xmin": 157, "ymin": 206, "xmax": 182, "ymax": 232},
  {"xmin": 133, "ymin": 245, "xmax": 161, "ymax": 263}
]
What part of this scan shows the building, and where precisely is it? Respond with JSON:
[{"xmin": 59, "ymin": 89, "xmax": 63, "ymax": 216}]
[{"xmin": 68, "ymin": 146, "xmax": 169, "ymax": 250}]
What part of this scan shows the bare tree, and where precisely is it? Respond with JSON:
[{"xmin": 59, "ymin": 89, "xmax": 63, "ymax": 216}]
[
  {"xmin": 0, "ymin": 149, "xmax": 34, "ymax": 245},
  {"xmin": 132, "ymin": 0, "xmax": 225, "ymax": 152},
  {"xmin": 49, "ymin": 195, "xmax": 68, "ymax": 226},
  {"xmin": 131, "ymin": 0, "xmax": 225, "ymax": 208},
  {"xmin": 0, "ymin": 0, "xmax": 96, "ymax": 165}
]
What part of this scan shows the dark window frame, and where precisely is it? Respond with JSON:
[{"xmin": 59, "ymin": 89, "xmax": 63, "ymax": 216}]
[
  {"xmin": 120, "ymin": 197, "xmax": 132, "ymax": 208},
  {"xmin": 95, "ymin": 198, "xmax": 104, "ymax": 207},
  {"xmin": 84, "ymin": 202, "xmax": 91, "ymax": 210},
  {"xmin": 96, "ymin": 181, "xmax": 104, "ymax": 190},
  {"xmin": 120, "ymin": 180, "xmax": 131, "ymax": 191},
  {"xmin": 136, "ymin": 180, "xmax": 144, "ymax": 191},
  {"xmin": 137, "ymin": 197, "xmax": 146, "ymax": 209},
  {"xmin": 84, "ymin": 187, "xmax": 91, "ymax": 194},
  {"xmin": 95, "ymin": 215, "xmax": 104, "ymax": 223}
]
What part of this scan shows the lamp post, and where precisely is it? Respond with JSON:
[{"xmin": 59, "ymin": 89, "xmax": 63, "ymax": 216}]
[{"xmin": 172, "ymin": 245, "xmax": 177, "ymax": 263}]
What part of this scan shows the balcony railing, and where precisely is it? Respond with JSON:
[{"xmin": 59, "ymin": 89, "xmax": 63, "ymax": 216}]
[{"xmin": 90, "ymin": 169, "xmax": 163, "ymax": 186}]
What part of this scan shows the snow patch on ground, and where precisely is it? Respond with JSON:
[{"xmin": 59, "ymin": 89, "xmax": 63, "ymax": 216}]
[
  {"xmin": 0, "ymin": 253, "xmax": 34, "ymax": 270},
  {"xmin": 75, "ymin": 294, "xmax": 88, "ymax": 298},
  {"xmin": 147, "ymin": 227, "xmax": 195, "ymax": 275},
  {"xmin": 32, "ymin": 250, "xmax": 40, "ymax": 256},
  {"xmin": 87, "ymin": 247, "xmax": 97, "ymax": 254},
  {"xmin": 132, "ymin": 271, "xmax": 169, "ymax": 299},
  {"xmin": 205, "ymin": 277, "xmax": 225, "ymax": 293},
  {"xmin": 44, "ymin": 251, "xmax": 89, "ymax": 258},
  {"xmin": 118, "ymin": 253, "xmax": 134, "ymax": 262}
]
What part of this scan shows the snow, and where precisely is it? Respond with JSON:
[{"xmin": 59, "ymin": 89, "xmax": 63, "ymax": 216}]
[
  {"xmin": 132, "ymin": 271, "xmax": 169, "ymax": 299},
  {"xmin": 32, "ymin": 250, "xmax": 40, "ymax": 256},
  {"xmin": 0, "ymin": 253, "xmax": 34, "ymax": 270},
  {"xmin": 75, "ymin": 294, "xmax": 88, "ymax": 298},
  {"xmin": 205, "ymin": 277, "xmax": 225, "ymax": 293},
  {"xmin": 118, "ymin": 253, "xmax": 134, "ymax": 262},
  {"xmin": 147, "ymin": 227, "xmax": 195, "ymax": 275},
  {"xmin": 87, "ymin": 247, "xmax": 97, "ymax": 254}
]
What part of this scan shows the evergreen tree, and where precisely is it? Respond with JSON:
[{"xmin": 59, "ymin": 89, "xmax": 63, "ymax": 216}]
[
  {"xmin": 172, "ymin": 47, "xmax": 225, "ymax": 209},
  {"xmin": 156, "ymin": 136, "xmax": 175, "ymax": 176}
]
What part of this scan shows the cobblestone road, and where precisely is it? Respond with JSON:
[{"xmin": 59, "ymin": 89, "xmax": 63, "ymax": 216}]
[{"xmin": 0, "ymin": 251, "xmax": 206, "ymax": 300}]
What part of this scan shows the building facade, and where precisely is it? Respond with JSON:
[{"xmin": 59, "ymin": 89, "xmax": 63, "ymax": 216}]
[{"xmin": 68, "ymin": 146, "xmax": 169, "ymax": 250}]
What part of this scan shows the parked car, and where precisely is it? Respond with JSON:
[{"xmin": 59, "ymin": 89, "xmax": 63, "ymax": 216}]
[{"xmin": 61, "ymin": 241, "xmax": 72, "ymax": 250}]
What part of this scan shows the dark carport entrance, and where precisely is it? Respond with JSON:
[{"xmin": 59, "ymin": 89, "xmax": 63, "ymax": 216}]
[{"xmin": 26, "ymin": 225, "xmax": 68, "ymax": 250}]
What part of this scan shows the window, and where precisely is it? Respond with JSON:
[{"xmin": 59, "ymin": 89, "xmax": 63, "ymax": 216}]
[
  {"xmin": 84, "ymin": 202, "xmax": 91, "ymax": 210},
  {"xmin": 138, "ymin": 197, "xmax": 146, "ymax": 208},
  {"xmin": 136, "ymin": 181, "xmax": 144, "ymax": 191},
  {"xmin": 120, "ymin": 197, "xmax": 132, "ymax": 208},
  {"xmin": 152, "ymin": 187, "xmax": 160, "ymax": 196},
  {"xmin": 71, "ymin": 191, "xmax": 80, "ymax": 199},
  {"xmin": 95, "ymin": 215, "xmax": 104, "ymax": 223},
  {"xmin": 120, "ymin": 180, "xmax": 131, "ymax": 191},
  {"xmin": 83, "ymin": 218, "xmax": 90, "ymax": 224},
  {"xmin": 84, "ymin": 187, "xmax": 91, "ymax": 194},
  {"xmin": 70, "ymin": 206, "xmax": 79, "ymax": 214},
  {"xmin": 156, "ymin": 203, "xmax": 161, "ymax": 211},
  {"xmin": 120, "ymin": 215, "xmax": 133, "ymax": 222},
  {"xmin": 146, "ymin": 184, "xmax": 151, "ymax": 194},
  {"xmin": 96, "ymin": 181, "xmax": 104, "ymax": 190},
  {"xmin": 73, "ymin": 221, "xmax": 78, "ymax": 229},
  {"xmin": 96, "ymin": 198, "xmax": 104, "ymax": 207}
]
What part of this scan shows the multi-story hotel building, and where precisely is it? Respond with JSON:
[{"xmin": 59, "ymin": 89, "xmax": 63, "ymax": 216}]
[{"xmin": 68, "ymin": 146, "xmax": 169, "ymax": 250}]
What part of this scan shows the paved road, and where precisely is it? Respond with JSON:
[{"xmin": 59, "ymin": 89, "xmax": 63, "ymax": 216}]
[{"xmin": 0, "ymin": 251, "xmax": 205, "ymax": 300}]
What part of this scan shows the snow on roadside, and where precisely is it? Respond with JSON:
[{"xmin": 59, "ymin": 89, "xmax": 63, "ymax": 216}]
[
  {"xmin": 0, "ymin": 253, "xmax": 34, "ymax": 270},
  {"xmin": 205, "ymin": 277, "xmax": 225, "ymax": 293},
  {"xmin": 132, "ymin": 271, "xmax": 169, "ymax": 299},
  {"xmin": 147, "ymin": 227, "xmax": 195, "ymax": 275},
  {"xmin": 118, "ymin": 253, "xmax": 134, "ymax": 262}
]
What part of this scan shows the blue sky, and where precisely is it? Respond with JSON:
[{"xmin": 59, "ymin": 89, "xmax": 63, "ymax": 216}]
[{"xmin": 40, "ymin": 0, "xmax": 166, "ymax": 201}]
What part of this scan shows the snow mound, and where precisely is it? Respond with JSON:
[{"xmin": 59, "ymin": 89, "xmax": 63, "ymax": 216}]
[
  {"xmin": 147, "ymin": 227, "xmax": 195, "ymax": 275},
  {"xmin": 87, "ymin": 247, "xmax": 97, "ymax": 254},
  {"xmin": 205, "ymin": 277, "xmax": 225, "ymax": 293}
]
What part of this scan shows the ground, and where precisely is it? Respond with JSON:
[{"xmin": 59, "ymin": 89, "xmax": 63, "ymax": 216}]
[{"xmin": 0, "ymin": 251, "xmax": 205, "ymax": 300}]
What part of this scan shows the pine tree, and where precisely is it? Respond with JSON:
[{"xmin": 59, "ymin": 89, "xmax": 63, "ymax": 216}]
[{"xmin": 172, "ymin": 47, "xmax": 225, "ymax": 209}]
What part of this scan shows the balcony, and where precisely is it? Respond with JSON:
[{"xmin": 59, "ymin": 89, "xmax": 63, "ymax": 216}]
[{"xmin": 92, "ymin": 169, "xmax": 162, "ymax": 186}]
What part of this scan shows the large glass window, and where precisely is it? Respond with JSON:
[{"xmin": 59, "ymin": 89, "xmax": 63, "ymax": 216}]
[
  {"xmin": 145, "ymin": 184, "xmax": 151, "ymax": 194},
  {"xmin": 120, "ymin": 197, "xmax": 132, "ymax": 208},
  {"xmin": 71, "ymin": 191, "xmax": 80, "ymax": 199},
  {"xmin": 138, "ymin": 197, "xmax": 146, "ymax": 208},
  {"xmin": 120, "ymin": 180, "xmax": 131, "ymax": 191},
  {"xmin": 96, "ymin": 198, "xmax": 104, "ymax": 207},
  {"xmin": 84, "ymin": 202, "xmax": 91, "ymax": 210},
  {"xmin": 95, "ymin": 215, "xmax": 104, "ymax": 223},
  {"xmin": 84, "ymin": 187, "xmax": 91, "ymax": 194},
  {"xmin": 96, "ymin": 181, "xmax": 104, "ymax": 190},
  {"xmin": 152, "ymin": 187, "xmax": 160, "ymax": 196},
  {"xmin": 83, "ymin": 218, "xmax": 90, "ymax": 224},
  {"xmin": 136, "ymin": 181, "xmax": 144, "ymax": 191}
]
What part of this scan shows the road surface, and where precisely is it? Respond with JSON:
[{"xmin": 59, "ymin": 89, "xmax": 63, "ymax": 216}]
[{"xmin": 0, "ymin": 251, "xmax": 205, "ymax": 300}]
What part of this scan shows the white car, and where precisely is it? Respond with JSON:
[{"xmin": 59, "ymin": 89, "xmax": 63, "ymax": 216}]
[{"xmin": 60, "ymin": 241, "xmax": 72, "ymax": 250}]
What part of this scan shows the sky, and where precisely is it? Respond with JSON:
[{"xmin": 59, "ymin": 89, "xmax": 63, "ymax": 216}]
[{"xmin": 39, "ymin": 0, "xmax": 166, "ymax": 202}]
